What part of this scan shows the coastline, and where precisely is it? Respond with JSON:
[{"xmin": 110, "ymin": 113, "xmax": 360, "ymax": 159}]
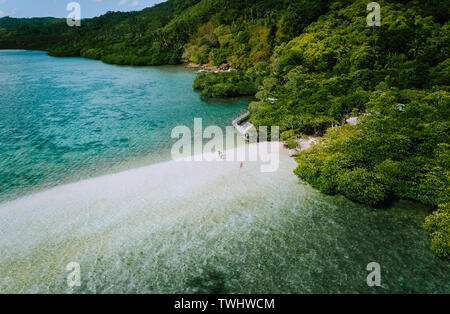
[{"xmin": 0, "ymin": 141, "xmax": 286, "ymax": 208}]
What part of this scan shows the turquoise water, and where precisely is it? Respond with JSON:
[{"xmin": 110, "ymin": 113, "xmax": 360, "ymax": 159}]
[
  {"xmin": 0, "ymin": 51, "xmax": 448, "ymax": 294},
  {"xmin": 0, "ymin": 50, "xmax": 248, "ymax": 201}
]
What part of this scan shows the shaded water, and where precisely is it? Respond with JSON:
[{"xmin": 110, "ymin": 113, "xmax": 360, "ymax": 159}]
[{"xmin": 0, "ymin": 51, "xmax": 448, "ymax": 294}]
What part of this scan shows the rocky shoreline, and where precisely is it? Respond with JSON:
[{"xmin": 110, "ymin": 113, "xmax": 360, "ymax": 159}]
[{"xmin": 182, "ymin": 60, "xmax": 232, "ymax": 73}]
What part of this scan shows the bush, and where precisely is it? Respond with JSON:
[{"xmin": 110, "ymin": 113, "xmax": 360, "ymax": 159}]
[
  {"xmin": 424, "ymin": 203, "xmax": 450, "ymax": 259},
  {"xmin": 193, "ymin": 71, "xmax": 257, "ymax": 98},
  {"xmin": 48, "ymin": 45, "xmax": 80, "ymax": 57},
  {"xmin": 280, "ymin": 130, "xmax": 296, "ymax": 141},
  {"xmin": 286, "ymin": 138, "xmax": 298, "ymax": 149},
  {"xmin": 337, "ymin": 168, "xmax": 389, "ymax": 206},
  {"xmin": 294, "ymin": 152, "xmax": 323, "ymax": 188},
  {"xmin": 80, "ymin": 48, "xmax": 104, "ymax": 60}
]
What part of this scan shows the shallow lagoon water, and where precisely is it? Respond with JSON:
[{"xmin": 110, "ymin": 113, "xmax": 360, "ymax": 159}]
[
  {"xmin": 0, "ymin": 50, "xmax": 248, "ymax": 202},
  {"xmin": 0, "ymin": 51, "xmax": 448, "ymax": 293}
]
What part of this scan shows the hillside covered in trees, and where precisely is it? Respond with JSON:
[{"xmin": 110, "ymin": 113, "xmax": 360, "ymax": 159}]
[{"xmin": 0, "ymin": 0, "xmax": 448, "ymax": 258}]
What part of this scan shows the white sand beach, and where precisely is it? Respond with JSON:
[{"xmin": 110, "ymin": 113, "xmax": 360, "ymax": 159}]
[{"xmin": 0, "ymin": 142, "xmax": 300, "ymax": 292}]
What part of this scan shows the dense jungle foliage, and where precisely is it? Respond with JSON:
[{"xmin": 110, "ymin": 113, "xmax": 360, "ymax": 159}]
[{"xmin": 0, "ymin": 0, "xmax": 448, "ymax": 258}]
